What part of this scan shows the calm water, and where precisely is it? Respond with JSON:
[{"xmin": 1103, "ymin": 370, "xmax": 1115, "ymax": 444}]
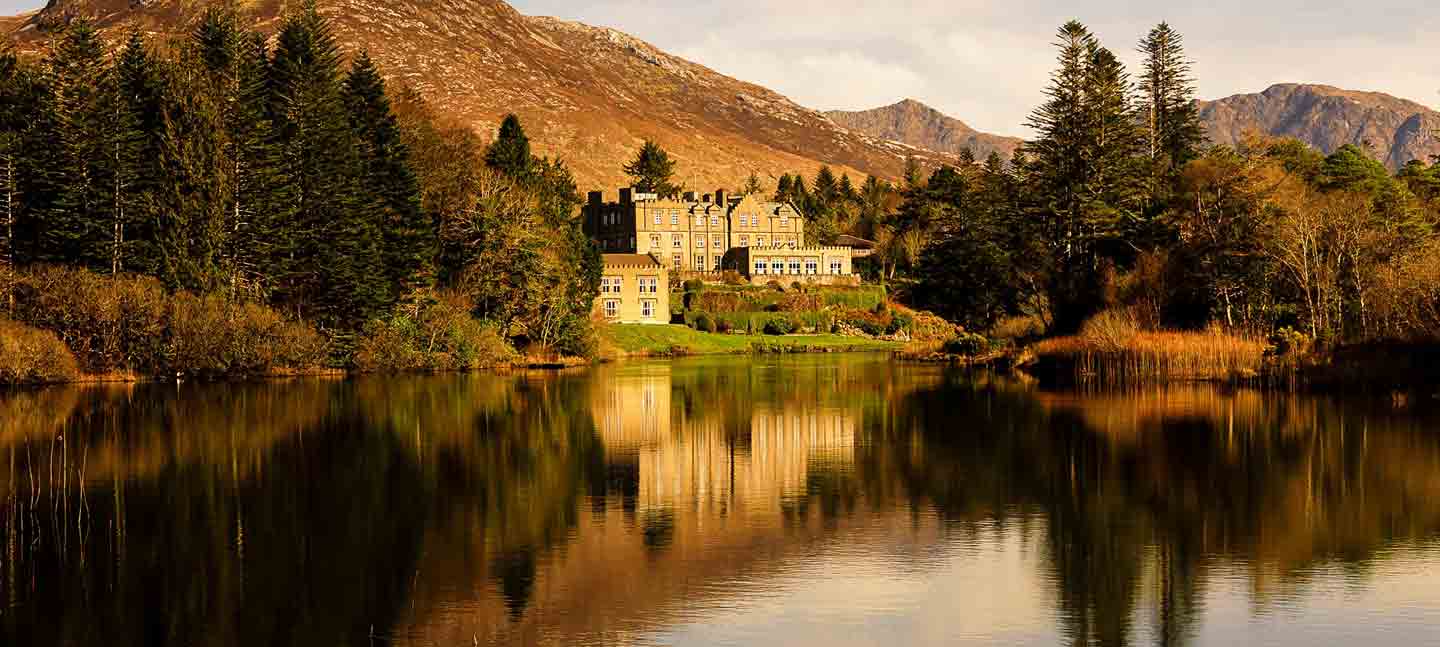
[{"xmin": 2, "ymin": 355, "xmax": 1439, "ymax": 646}]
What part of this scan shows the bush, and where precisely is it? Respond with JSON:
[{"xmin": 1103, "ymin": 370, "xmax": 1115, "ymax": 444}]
[
  {"xmin": 692, "ymin": 312, "xmax": 717, "ymax": 333},
  {"xmin": 354, "ymin": 291, "xmax": 515, "ymax": 372},
  {"xmin": 766, "ymin": 280, "xmax": 784, "ymax": 292},
  {"xmin": 715, "ymin": 318, "xmax": 733, "ymax": 333},
  {"xmin": 168, "ymin": 293, "xmax": 327, "ymax": 376},
  {"xmin": 9, "ymin": 266, "xmax": 168, "ymax": 374},
  {"xmin": 942, "ymin": 332, "xmax": 991, "ymax": 357},
  {"xmin": 762, "ymin": 316, "xmax": 796, "ymax": 336},
  {"xmin": 0, "ymin": 319, "xmax": 80, "ymax": 384},
  {"xmin": 1079, "ymin": 308, "xmax": 1140, "ymax": 353},
  {"xmin": 887, "ymin": 312, "xmax": 914, "ymax": 335}
]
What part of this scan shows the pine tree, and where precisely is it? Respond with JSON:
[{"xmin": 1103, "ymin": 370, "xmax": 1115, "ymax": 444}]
[
  {"xmin": 743, "ymin": 171, "xmax": 763, "ymax": 196},
  {"xmin": 1137, "ymin": 22, "xmax": 1204, "ymax": 197},
  {"xmin": 622, "ymin": 139, "xmax": 678, "ymax": 197},
  {"xmin": 269, "ymin": 2, "xmax": 384, "ymax": 331},
  {"xmin": 113, "ymin": 30, "xmax": 167, "ymax": 275},
  {"xmin": 485, "ymin": 113, "xmax": 533, "ymax": 179},
  {"xmin": 0, "ymin": 45, "xmax": 29, "ymax": 270},
  {"xmin": 1082, "ymin": 45, "xmax": 1146, "ymax": 248},
  {"xmin": 39, "ymin": 20, "xmax": 121, "ymax": 270},
  {"xmin": 346, "ymin": 52, "xmax": 431, "ymax": 298},
  {"xmin": 774, "ymin": 174, "xmax": 793, "ymax": 202},
  {"xmin": 813, "ymin": 165, "xmax": 838, "ymax": 208}
]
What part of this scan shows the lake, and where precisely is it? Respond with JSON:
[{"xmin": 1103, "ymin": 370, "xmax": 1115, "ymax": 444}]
[{"xmin": 2, "ymin": 354, "xmax": 1438, "ymax": 646}]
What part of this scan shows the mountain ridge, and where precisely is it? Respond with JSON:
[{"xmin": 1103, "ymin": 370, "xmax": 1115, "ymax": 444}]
[
  {"xmin": 3, "ymin": 0, "xmax": 963, "ymax": 190},
  {"xmin": 824, "ymin": 99, "xmax": 1023, "ymax": 161}
]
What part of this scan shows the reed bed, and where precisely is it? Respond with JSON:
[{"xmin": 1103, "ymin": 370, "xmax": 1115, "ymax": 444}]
[{"xmin": 1030, "ymin": 328, "xmax": 1268, "ymax": 383}]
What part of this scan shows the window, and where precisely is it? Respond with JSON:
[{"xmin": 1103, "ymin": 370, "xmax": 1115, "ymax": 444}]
[
  {"xmin": 639, "ymin": 277, "xmax": 658, "ymax": 294},
  {"xmin": 672, "ymin": 234, "xmax": 682, "ymax": 248},
  {"xmin": 740, "ymin": 215, "xmax": 748, "ymax": 227},
  {"xmin": 713, "ymin": 237, "xmax": 723, "ymax": 249},
  {"xmin": 696, "ymin": 236, "xmax": 706, "ymax": 248},
  {"xmin": 739, "ymin": 235, "xmax": 749, "ymax": 247},
  {"xmin": 780, "ymin": 215, "xmax": 789, "ymax": 227},
  {"xmin": 757, "ymin": 236, "xmax": 766, "ymax": 247},
  {"xmin": 805, "ymin": 260, "xmax": 817, "ymax": 274},
  {"xmin": 830, "ymin": 260, "xmax": 842, "ymax": 275},
  {"xmin": 714, "ymin": 255, "xmax": 722, "ymax": 271},
  {"xmin": 601, "ymin": 276, "xmax": 621, "ymax": 293},
  {"xmin": 789, "ymin": 259, "xmax": 802, "ymax": 274},
  {"xmin": 711, "ymin": 216, "xmax": 720, "ymax": 227},
  {"xmin": 641, "ymin": 299, "xmax": 655, "ymax": 319},
  {"xmin": 603, "ymin": 299, "xmax": 619, "ymax": 319},
  {"xmin": 670, "ymin": 212, "xmax": 678, "ymax": 225},
  {"xmin": 788, "ymin": 237, "xmax": 797, "ymax": 249},
  {"xmin": 672, "ymin": 254, "xmax": 682, "ymax": 268},
  {"xmin": 653, "ymin": 212, "xmax": 661, "ymax": 225},
  {"xmin": 650, "ymin": 234, "xmax": 661, "ymax": 248},
  {"xmin": 695, "ymin": 215, "xmax": 704, "ymax": 227},
  {"xmin": 755, "ymin": 260, "xmax": 767, "ymax": 275},
  {"xmin": 695, "ymin": 255, "xmax": 706, "ymax": 271}
]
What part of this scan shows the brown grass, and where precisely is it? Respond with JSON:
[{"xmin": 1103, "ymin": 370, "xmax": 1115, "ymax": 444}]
[{"xmin": 1031, "ymin": 327, "xmax": 1267, "ymax": 383}]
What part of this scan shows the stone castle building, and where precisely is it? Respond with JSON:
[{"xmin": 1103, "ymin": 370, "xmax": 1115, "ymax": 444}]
[
  {"xmin": 596, "ymin": 253, "xmax": 670, "ymax": 324},
  {"xmin": 583, "ymin": 188, "xmax": 857, "ymax": 285}
]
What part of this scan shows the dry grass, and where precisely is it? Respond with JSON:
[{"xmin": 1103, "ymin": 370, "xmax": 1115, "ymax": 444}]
[{"xmin": 1031, "ymin": 324, "xmax": 1267, "ymax": 383}]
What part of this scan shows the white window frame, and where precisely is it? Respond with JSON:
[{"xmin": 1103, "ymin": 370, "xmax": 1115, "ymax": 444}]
[
  {"xmin": 805, "ymin": 260, "xmax": 818, "ymax": 275},
  {"xmin": 711, "ymin": 216, "xmax": 720, "ymax": 227},
  {"xmin": 694, "ymin": 255, "xmax": 706, "ymax": 271},
  {"xmin": 670, "ymin": 212, "xmax": 678, "ymax": 225},
  {"xmin": 641, "ymin": 299, "xmax": 655, "ymax": 319},
  {"xmin": 653, "ymin": 212, "xmax": 661, "ymax": 225},
  {"xmin": 672, "ymin": 254, "xmax": 682, "ymax": 268},
  {"xmin": 673, "ymin": 234, "xmax": 682, "ymax": 248},
  {"xmin": 713, "ymin": 237, "xmax": 723, "ymax": 249},
  {"xmin": 739, "ymin": 235, "xmax": 749, "ymax": 247},
  {"xmin": 714, "ymin": 255, "xmax": 723, "ymax": 271},
  {"xmin": 830, "ymin": 260, "xmax": 842, "ymax": 275},
  {"xmin": 603, "ymin": 299, "xmax": 619, "ymax": 319},
  {"xmin": 757, "ymin": 236, "xmax": 766, "ymax": 247},
  {"xmin": 696, "ymin": 235, "xmax": 706, "ymax": 248},
  {"xmin": 650, "ymin": 234, "xmax": 661, "ymax": 248},
  {"xmin": 755, "ymin": 260, "xmax": 767, "ymax": 275},
  {"xmin": 639, "ymin": 276, "xmax": 658, "ymax": 294},
  {"xmin": 789, "ymin": 260, "xmax": 801, "ymax": 274}
]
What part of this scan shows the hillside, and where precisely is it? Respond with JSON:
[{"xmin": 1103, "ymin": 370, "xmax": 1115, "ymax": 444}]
[
  {"xmin": 825, "ymin": 99, "xmax": 1022, "ymax": 160},
  {"xmin": 3, "ymin": 0, "xmax": 961, "ymax": 190},
  {"xmin": 1200, "ymin": 84, "xmax": 1440, "ymax": 169}
]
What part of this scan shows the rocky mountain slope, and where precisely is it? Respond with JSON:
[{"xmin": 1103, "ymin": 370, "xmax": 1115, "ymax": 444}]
[
  {"xmin": 3, "ymin": 0, "xmax": 961, "ymax": 191},
  {"xmin": 1199, "ymin": 84, "xmax": 1440, "ymax": 169},
  {"xmin": 825, "ymin": 99, "xmax": 1022, "ymax": 160}
]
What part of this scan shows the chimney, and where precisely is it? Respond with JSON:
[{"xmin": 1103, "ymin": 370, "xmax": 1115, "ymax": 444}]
[
  {"xmin": 702, "ymin": 193, "xmax": 712, "ymax": 203},
  {"xmin": 714, "ymin": 190, "xmax": 726, "ymax": 206},
  {"xmin": 620, "ymin": 187, "xmax": 633, "ymax": 204},
  {"xmin": 588, "ymin": 190, "xmax": 603, "ymax": 206},
  {"xmin": 683, "ymin": 191, "xmax": 697, "ymax": 202}
]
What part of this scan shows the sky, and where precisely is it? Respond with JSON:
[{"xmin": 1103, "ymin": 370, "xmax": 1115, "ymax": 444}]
[{"xmin": 5, "ymin": 0, "xmax": 1438, "ymax": 137}]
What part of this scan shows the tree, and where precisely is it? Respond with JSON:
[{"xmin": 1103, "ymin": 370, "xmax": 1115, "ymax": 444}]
[
  {"xmin": 346, "ymin": 52, "xmax": 432, "ymax": 298},
  {"xmin": 485, "ymin": 113, "xmax": 533, "ymax": 179},
  {"xmin": 623, "ymin": 139, "xmax": 678, "ymax": 197},
  {"xmin": 743, "ymin": 171, "xmax": 763, "ymax": 196},
  {"xmin": 1137, "ymin": 22, "xmax": 1204, "ymax": 202}
]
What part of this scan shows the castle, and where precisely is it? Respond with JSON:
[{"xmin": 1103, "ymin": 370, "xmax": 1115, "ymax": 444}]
[{"xmin": 583, "ymin": 188, "xmax": 856, "ymax": 284}]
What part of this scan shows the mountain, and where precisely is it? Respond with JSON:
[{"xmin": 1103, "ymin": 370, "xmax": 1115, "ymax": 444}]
[
  {"xmin": 825, "ymin": 99, "xmax": 1022, "ymax": 161},
  {"xmin": 2, "ymin": 0, "xmax": 961, "ymax": 191},
  {"xmin": 1199, "ymin": 84, "xmax": 1440, "ymax": 169}
]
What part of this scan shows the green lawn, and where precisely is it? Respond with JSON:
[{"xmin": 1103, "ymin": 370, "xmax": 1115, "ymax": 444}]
[{"xmin": 604, "ymin": 324, "xmax": 903, "ymax": 356}]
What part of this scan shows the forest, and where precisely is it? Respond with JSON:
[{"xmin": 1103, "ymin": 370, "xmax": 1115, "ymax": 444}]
[
  {"xmin": 768, "ymin": 21, "xmax": 1440, "ymax": 365},
  {"xmin": 0, "ymin": 4, "xmax": 600, "ymax": 381}
]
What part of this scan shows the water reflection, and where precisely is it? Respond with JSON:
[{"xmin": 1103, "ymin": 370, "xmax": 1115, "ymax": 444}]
[{"xmin": 1, "ymin": 357, "xmax": 1438, "ymax": 646}]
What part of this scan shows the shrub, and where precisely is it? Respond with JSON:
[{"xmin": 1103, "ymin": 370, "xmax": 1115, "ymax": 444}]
[
  {"xmin": 1079, "ymin": 308, "xmax": 1140, "ymax": 353},
  {"xmin": 715, "ymin": 318, "xmax": 733, "ymax": 333},
  {"xmin": 354, "ymin": 292, "xmax": 514, "ymax": 372},
  {"xmin": 168, "ymin": 293, "xmax": 327, "ymax": 376},
  {"xmin": 0, "ymin": 319, "xmax": 80, "ymax": 384},
  {"xmin": 721, "ymin": 271, "xmax": 747, "ymax": 286},
  {"xmin": 942, "ymin": 333, "xmax": 991, "ymax": 357},
  {"xmin": 887, "ymin": 312, "xmax": 914, "ymax": 335},
  {"xmin": 790, "ymin": 281, "xmax": 803, "ymax": 292},
  {"xmin": 766, "ymin": 280, "xmax": 784, "ymax": 292},
  {"xmin": 10, "ymin": 266, "xmax": 168, "ymax": 374},
  {"xmin": 693, "ymin": 312, "xmax": 717, "ymax": 333},
  {"xmin": 762, "ymin": 316, "xmax": 796, "ymax": 336}
]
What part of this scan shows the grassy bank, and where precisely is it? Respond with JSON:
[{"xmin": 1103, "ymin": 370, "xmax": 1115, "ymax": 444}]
[{"xmin": 602, "ymin": 324, "xmax": 904, "ymax": 357}]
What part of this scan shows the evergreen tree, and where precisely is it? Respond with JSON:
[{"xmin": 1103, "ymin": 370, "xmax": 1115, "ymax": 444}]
[
  {"xmin": 813, "ymin": 165, "xmax": 839, "ymax": 207},
  {"xmin": 743, "ymin": 171, "xmax": 763, "ymax": 196},
  {"xmin": 623, "ymin": 139, "xmax": 678, "ymax": 197},
  {"xmin": 268, "ymin": 2, "xmax": 385, "ymax": 331},
  {"xmin": 1081, "ymin": 45, "xmax": 1146, "ymax": 249},
  {"xmin": 1137, "ymin": 22, "xmax": 1204, "ymax": 199},
  {"xmin": 112, "ymin": 30, "xmax": 167, "ymax": 275},
  {"xmin": 485, "ymin": 113, "xmax": 533, "ymax": 179},
  {"xmin": 774, "ymin": 174, "xmax": 793, "ymax": 202},
  {"xmin": 838, "ymin": 173, "xmax": 858, "ymax": 203},
  {"xmin": 38, "ymin": 20, "xmax": 121, "ymax": 270},
  {"xmin": 0, "ymin": 45, "xmax": 34, "ymax": 270},
  {"xmin": 346, "ymin": 52, "xmax": 431, "ymax": 297}
]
